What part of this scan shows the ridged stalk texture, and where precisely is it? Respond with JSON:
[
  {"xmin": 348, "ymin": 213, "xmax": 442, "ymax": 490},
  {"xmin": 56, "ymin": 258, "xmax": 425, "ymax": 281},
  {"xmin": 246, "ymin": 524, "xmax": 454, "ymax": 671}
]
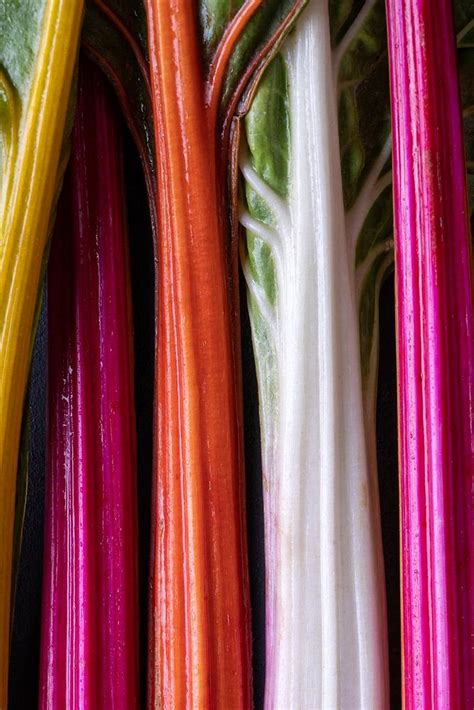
[
  {"xmin": 145, "ymin": 1, "xmax": 252, "ymax": 707},
  {"xmin": 39, "ymin": 62, "xmax": 139, "ymax": 709},
  {"xmin": 239, "ymin": 0, "xmax": 391, "ymax": 706},
  {"xmin": 0, "ymin": 1, "xmax": 83, "ymax": 701},
  {"xmin": 386, "ymin": 0, "xmax": 474, "ymax": 707}
]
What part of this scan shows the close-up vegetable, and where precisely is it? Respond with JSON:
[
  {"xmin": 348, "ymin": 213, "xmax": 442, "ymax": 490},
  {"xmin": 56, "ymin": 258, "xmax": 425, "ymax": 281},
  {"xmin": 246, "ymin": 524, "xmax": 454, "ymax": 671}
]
[
  {"xmin": 145, "ymin": 1, "xmax": 253, "ymax": 705},
  {"xmin": 39, "ymin": 60, "xmax": 139, "ymax": 709},
  {"xmin": 239, "ymin": 0, "xmax": 392, "ymax": 705},
  {"xmin": 386, "ymin": 0, "xmax": 474, "ymax": 706},
  {"xmin": 0, "ymin": 1, "xmax": 82, "ymax": 704},
  {"xmin": 1, "ymin": 0, "xmax": 472, "ymax": 708}
]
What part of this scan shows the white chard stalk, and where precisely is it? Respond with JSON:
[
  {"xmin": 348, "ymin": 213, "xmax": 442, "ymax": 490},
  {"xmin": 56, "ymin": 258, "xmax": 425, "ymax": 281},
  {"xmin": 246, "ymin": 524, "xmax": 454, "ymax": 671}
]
[{"xmin": 240, "ymin": 0, "xmax": 392, "ymax": 706}]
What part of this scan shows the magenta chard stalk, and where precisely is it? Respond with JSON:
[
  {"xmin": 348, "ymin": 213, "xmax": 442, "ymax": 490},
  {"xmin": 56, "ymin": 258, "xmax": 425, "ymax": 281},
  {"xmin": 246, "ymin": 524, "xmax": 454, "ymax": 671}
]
[
  {"xmin": 40, "ymin": 60, "xmax": 139, "ymax": 708},
  {"xmin": 386, "ymin": 0, "xmax": 474, "ymax": 706}
]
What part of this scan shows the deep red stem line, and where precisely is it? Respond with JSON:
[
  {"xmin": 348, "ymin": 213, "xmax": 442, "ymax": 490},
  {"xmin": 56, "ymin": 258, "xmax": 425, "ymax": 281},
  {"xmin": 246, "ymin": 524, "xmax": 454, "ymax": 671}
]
[
  {"xmin": 82, "ymin": 42, "xmax": 158, "ymax": 233},
  {"xmin": 206, "ymin": 0, "xmax": 264, "ymax": 137},
  {"xmin": 92, "ymin": 0, "xmax": 152, "ymax": 96},
  {"xmin": 219, "ymin": 0, "xmax": 306, "ymax": 172}
]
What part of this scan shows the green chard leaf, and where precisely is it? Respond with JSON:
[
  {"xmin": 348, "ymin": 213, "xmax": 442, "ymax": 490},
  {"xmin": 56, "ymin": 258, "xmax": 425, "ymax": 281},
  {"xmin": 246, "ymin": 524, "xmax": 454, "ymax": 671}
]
[
  {"xmin": 241, "ymin": 55, "xmax": 290, "ymax": 420},
  {"xmin": 0, "ymin": 0, "xmax": 44, "ymax": 97},
  {"xmin": 242, "ymin": 0, "xmax": 393, "ymax": 394},
  {"xmin": 245, "ymin": 54, "xmax": 289, "ymax": 307},
  {"xmin": 199, "ymin": 0, "xmax": 307, "ymax": 116}
]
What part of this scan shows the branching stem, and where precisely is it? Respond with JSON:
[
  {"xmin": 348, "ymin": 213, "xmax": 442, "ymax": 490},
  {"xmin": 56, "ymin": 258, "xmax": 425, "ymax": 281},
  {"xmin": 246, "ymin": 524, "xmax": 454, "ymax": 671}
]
[
  {"xmin": 239, "ymin": 239, "xmax": 277, "ymax": 333},
  {"xmin": 346, "ymin": 137, "xmax": 392, "ymax": 252},
  {"xmin": 332, "ymin": 0, "xmax": 378, "ymax": 79},
  {"xmin": 239, "ymin": 149, "xmax": 291, "ymax": 231},
  {"xmin": 457, "ymin": 18, "xmax": 474, "ymax": 45},
  {"xmin": 355, "ymin": 238, "xmax": 394, "ymax": 300}
]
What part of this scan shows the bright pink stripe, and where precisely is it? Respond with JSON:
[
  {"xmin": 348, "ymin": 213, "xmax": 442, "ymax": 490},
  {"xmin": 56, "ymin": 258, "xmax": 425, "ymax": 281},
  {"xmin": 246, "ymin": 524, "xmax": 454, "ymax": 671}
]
[
  {"xmin": 40, "ymin": 60, "xmax": 139, "ymax": 709},
  {"xmin": 386, "ymin": 1, "xmax": 474, "ymax": 707}
]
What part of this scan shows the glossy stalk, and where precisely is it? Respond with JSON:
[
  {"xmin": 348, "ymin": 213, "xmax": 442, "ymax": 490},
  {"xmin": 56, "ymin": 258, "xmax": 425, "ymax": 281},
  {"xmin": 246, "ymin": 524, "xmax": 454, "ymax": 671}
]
[
  {"xmin": 144, "ymin": 1, "xmax": 255, "ymax": 706},
  {"xmin": 240, "ymin": 1, "xmax": 390, "ymax": 705},
  {"xmin": 39, "ymin": 62, "xmax": 139, "ymax": 709},
  {"xmin": 0, "ymin": 1, "xmax": 83, "ymax": 701},
  {"xmin": 386, "ymin": 1, "xmax": 474, "ymax": 706}
]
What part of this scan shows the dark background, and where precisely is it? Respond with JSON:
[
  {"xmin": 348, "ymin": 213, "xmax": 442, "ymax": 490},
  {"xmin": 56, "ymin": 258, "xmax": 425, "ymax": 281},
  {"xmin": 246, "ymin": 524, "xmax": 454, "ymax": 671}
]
[{"xmin": 8, "ymin": 130, "xmax": 400, "ymax": 709}]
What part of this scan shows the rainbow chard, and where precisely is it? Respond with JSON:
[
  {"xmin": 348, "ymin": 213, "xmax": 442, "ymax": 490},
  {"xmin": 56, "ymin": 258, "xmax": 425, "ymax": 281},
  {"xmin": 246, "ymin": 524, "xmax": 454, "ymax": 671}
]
[
  {"xmin": 386, "ymin": 1, "xmax": 474, "ymax": 707},
  {"xmin": 39, "ymin": 61, "xmax": 139, "ymax": 708},
  {"xmin": 0, "ymin": 1, "xmax": 82, "ymax": 702},
  {"xmin": 239, "ymin": 0, "xmax": 393, "ymax": 705}
]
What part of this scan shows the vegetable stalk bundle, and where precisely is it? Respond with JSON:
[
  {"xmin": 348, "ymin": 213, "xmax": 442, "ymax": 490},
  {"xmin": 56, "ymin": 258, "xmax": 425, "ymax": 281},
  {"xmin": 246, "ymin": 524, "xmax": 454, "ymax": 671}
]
[{"xmin": 1, "ymin": 0, "xmax": 473, "ymax": 706}]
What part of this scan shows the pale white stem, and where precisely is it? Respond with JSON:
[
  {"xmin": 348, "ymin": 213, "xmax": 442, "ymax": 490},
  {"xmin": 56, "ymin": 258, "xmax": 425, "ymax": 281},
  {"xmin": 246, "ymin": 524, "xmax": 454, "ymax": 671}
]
[
  {"xmin": 338, "ymin": 78, "xmax": 358, "ymax": 92},
  {"xmin": 375, "ymin": 168, "xmax": 393, "ymax": 195},
  {"xmin": 239, "ymin": 209, "xmax": 280, "ymax": 246},
  {"xmin": 457, "ymin": 18, "xmax": 474, "ymax": 45},
  {"xmin": 359, "ymin": 253, "xmax": 393, "ymax": 653},
  {"xmin": 239, "ymin": 207, "xmax": 284, "ymax": 283},
  {"xmin": 239, "ymin": 209, "xmax": 283, "ymax": 258},
  {"xmin": 259, "ymin": 3, "xmax": 389, "ymax": 707},
  {"xmin": 359, "ymin": 247, "xmax": 393, "ymax": 483},
  {"xmin": 239, "ymin": 152, "xmax": 291, "ymax": 232},
  {"xmin": 356, "ymin": 238, "xmax": 394, "ymax": 300},
  {"xmin": 239, "ymin": 240, "xmax": 276, "ymax": 334},
  {"xmin": 346, "ymin": 138, "xmax": 392, "ymax": 252},
  {"xmin": 363, "ymin": 252, "xmax": 394, "ymax": 422},
  {"xmin": 332, "ymin": 0, "xmax": 378, "ymax": 80}
]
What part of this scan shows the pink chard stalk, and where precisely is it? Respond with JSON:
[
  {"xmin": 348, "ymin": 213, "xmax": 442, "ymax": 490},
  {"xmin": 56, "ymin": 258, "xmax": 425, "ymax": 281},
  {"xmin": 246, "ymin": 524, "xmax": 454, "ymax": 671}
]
[
  {"xmin": 39, "ymin": 60, "xmax": 139, "ymax": 708},
  {"xmin": 386, "ymin": 0, "xmax": 474, "ymax": 707}
]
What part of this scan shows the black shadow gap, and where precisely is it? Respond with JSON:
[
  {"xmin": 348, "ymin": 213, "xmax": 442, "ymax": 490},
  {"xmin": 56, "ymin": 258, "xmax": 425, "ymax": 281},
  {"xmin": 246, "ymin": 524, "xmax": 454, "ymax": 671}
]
[
  {"xmin": 8, "ymin": 295, "xmax": 47, "ymax": 709},
  {"xmin": 240, "ymin": 279, "xmax": 266, "ymax": 710},
  {"xmin": 123, "ymin": 129, "xmax": 155, "ymax": 709},
  {"xmin": 376, "ymin": 273, "xmax": 401, "ymax": 710}
]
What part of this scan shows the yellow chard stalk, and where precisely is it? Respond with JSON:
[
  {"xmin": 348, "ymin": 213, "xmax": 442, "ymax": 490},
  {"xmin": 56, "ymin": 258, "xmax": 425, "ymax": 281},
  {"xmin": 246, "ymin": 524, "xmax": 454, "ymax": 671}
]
[{"xmin": 0, "ymin": 1, "xmax": 83, "ymax": 702}]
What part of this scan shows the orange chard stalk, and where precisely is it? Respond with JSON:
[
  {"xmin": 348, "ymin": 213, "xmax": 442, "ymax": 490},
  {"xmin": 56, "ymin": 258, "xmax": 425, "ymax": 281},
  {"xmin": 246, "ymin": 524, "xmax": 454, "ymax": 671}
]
[{"xmin": 145, "ymin": 1, "xmax": 264, "ymax": 707}]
